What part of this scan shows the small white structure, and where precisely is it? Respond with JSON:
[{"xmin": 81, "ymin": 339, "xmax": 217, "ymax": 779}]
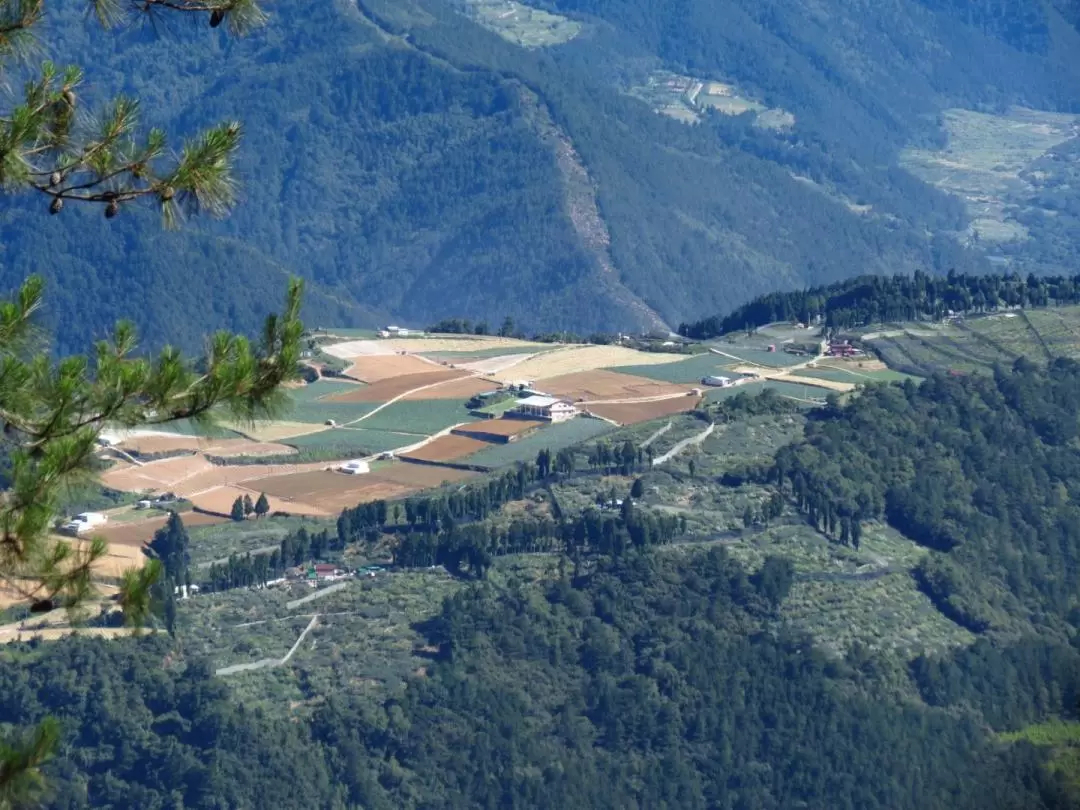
[
  {"xmin": 337, "ymin": 459, "xmax": 370, "ymax": 475},
  {"xmin": 384, "ymin": 325, "xmax": 411, "ymax": 337},
  {"xmin": 701, "ymin": 375, "xmax": 734, "ymax": 388},
  {"xmin": 135, "ymin": 499, "xmax": 153, "ymax": 510},
  {"xmin": 514, "ymin": 395, "xmax": 578, "ymax": 422},
  {"xmin": 62, "ymin": 512, "xmax": 108, "ymax": 535}
]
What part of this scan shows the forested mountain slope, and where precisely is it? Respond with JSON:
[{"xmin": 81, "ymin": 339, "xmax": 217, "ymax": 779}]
[{"xmin": 4, "ymin": 0, "xmax": 1080, "ymax": 351}]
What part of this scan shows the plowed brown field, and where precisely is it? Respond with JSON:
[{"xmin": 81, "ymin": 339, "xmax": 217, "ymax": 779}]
[
  {"xmin": 372, "ymin": 464, "xmax": 477, "ymax": 487},
  {"xmin": 586, "ymin": 396, "xmax": 702, "ymax": 425},
  {"xmin": 95, "ymin": 511, "xmax": 225, "ymax": 547},
  {"xmin": 452, "ymin": 419, "xmax": 546, "ymax": 438},
  {"xmin": 252, "ymin": 470, "xmax": 413, "ymax": 511},
  {"xmin": 102, "ymin": 457, "xmax": 335, "ymax": 498},
  {"xmin": 189, "ymin": 485, "xmax": 331, "ymax": 518},
  {"xmin": 401, "ymin": 435, "xmax": 492, "ymax": 462},
  {"xmin": 402, "ymin": 376, "xmax": 498, "ymax": 401},
  {"xmin": 326, "ymin": 370, "xmax": 468, "ymax": 402},
  {"xmin": 541, "ymin": 370, "xmax": 692, "ymax": 401},
  {"xmin": 345, "ymin": 354, "xmax": 438, "ymax": 382}
]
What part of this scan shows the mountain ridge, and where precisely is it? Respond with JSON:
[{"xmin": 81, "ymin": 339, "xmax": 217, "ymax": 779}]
[{"xmin": 2, "ymin": 0, "xmax": 1079, "ymax": 351}]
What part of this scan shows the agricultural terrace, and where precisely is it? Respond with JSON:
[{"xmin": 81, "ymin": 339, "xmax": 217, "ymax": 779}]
[
  {"xmin": 540, "ymin": 370, "xmax": 693, "ymax": 402},
  {"xmin": 461, "ymin": 417, "xmax": 615, "ymax": 469},
  {"xmin": 401, "ymin": 435, "xmax": 492, "ymax": 463},
  {"xmin": 491, "ymin": 345, "xmax": 685, "ymax": 383},
  {"xmin": 863, "ymin": 307, "xmax": 1080, "ymax": 376},
  {"xmin": 586, "ymin": 395, "xmax": 703, "ymax": 425}
]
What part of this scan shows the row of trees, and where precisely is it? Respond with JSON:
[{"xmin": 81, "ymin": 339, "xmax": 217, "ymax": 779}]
[
  {"xmin": 229, "ymin": 492, "xmax": 270, "ymax": 521},
  {"xmin": 679, "ymin": 270, "xmax": 1080, "ymax": 338},
  {"xmin": 392, "ymin": 500, "xmax": 683, "ymax": 576}
]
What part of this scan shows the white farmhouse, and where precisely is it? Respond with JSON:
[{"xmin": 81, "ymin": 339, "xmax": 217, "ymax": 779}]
[{"xmin": 514, "ymin": 395, "xmax": 578, "ymax": 423}]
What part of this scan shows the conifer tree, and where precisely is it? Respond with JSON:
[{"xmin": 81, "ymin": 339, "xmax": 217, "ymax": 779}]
[
  {"xmin": 254, "ymin": 492, "xmax": 269, "ymax": 518},
  {"xmin": 0, "ymin": 2, "xmax": 295, "ymax": 799}
]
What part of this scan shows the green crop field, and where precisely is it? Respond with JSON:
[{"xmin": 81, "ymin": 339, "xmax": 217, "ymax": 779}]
[
  {"xmin": 283, "ymin": 381, "xmax": 377, "ymax": 425},
  {"xmin": 285, "ymin": 427, "xmax": 424, "ymax": 456},
  {"xmin": 867, "ymin": 309, "xmax": 1080, "ymax": 376},
  {"xmin": 704, "ymin": 380, "xmax": 827, "ymax": 403},
  {"xmin": 355, "ymin": 400, "xmax": 474, "ymax": 435},
  {"xmin": 613, "ymin": 353, "xmax": 735, "ymax": 383},
  {"xmin": 463, "ymin": 417, "xmax": 616, "ymax": 468},
  {"xmin": 156, "ymin": 419, "xmax": 243, "ymax": 439}
]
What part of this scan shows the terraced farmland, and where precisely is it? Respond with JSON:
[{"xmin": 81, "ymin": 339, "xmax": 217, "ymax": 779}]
[{"xmin": 462, "ymin": 417, "xmax": 615, "ymax": 468}]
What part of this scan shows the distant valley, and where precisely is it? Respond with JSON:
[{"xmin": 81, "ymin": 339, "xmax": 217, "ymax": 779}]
[{"xmin": 2, "ymin": 0, "xmax": 1080, "ymax": 355}]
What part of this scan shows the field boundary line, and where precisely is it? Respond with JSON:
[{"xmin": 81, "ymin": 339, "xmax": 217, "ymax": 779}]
[
  {"xmin": 216, "ymin": 613, "xmax": 319, "ymax": 676},
  {"xmin": 640, "ymin": 421, "xmax": 673, "ymax": 448},
  {"xmin": 287, "ymin": 581, "xmax": 352, "ymax": 610},
  {"xmin": 651, "ymin": 422, "xmax": 714, "ymax": 466}
]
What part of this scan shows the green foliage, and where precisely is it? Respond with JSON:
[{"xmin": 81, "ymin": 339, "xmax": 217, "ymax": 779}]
[
  {"xmin": 772, "ymin": 359, "xmax": 1080, "ymax": 634},
  {"xmin": 11, "ymin": 0, "xmax": 1080, "ymax": 348},
  {"xmin": 0, "ymin": 638, "xmax": 341, "ymax": 808},
  {"xmin": 682, "ymin": 270, "xmax": 1080, "ymax": 338},
  {"xmin": 463, "ymin": 417, "xmax": 615, "ymax": 468}
]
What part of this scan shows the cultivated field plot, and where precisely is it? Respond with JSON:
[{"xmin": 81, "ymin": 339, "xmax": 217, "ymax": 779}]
[
  {"xmin": 58, "ymin": 536, "xmax": 148, "ymax": 579},
  {"xmin": 95, "ymin": 510, "xmax": 225, "ymax": 547},
  {"xmin": 420, "ymin": 346, "xmax": 541, "ymax": 363},
  {"xmin": 497, "ymin": 345, "xmax": 686, "ymax": 383},
  {"xmin": 188, "ymin": 516, "xmax": 327, "ymax": 568},
  {"xmin": 189, "ymin": 485, "xmax": 331, "ymax": 518},
  {"xmin": 463, "ymin": 418, "xmax": 615, "ymax": 468},
  {"xmin": 612, "ymin": 353, "xmax": 742, "ymax": 384},
  {"xmin": 326, "ymin": 370, "xmax": 468, "ymax": 402},
  {"xmin": 102, "ymin": 456, "xmax": 337, "ymax": 499},
  {"xmin": 323, "ymin": 336, "xmax": 546, "ymax": 359},
  {"xmin": 400, "ymin": 376, "xmax": 497, "ymax": 401},
  {"xmin": 540, "ymin": 370, "xmax": 692, "ymax": 401},
  {"xmin": 117, "ymin": 435, "xmax": 297, "ymax": 458},
  {"xmin": 285, "ymin": 381, "xmax": 378, "ymax": 425},
  {"xmin": 703, "ymin": 381, "xmax": 828, "ymax": 404},
  {"xmin": 101, "ymin": 454, "xmax": 216, "ymax": 493},
  {"xmin": 253, "ymin": 470, "xmax": 413, "ymax": 512},
  {"xmin": 900, "ymin": 107, "xmax": 1080, "ymax": 243},
  {"xmin": 456, "ymin": 0, "xmax": 582, "ymax": 48},
  {"xmin": 793, "ymin": 366, "xmax": 915, "ymax": 385},
  {"xmin": 354, "ymin": 401, "xmax": 474, "ymax": 435},
  {"xmin": 222, "ymin": 420, "xmax": 329, "ymax": 443},
  {"xmin": 372, "ymin": 464, "xmax": 477, "ymax": 488},
  {"xmin": 401, "ymin": 434, "xmax": 493, "ymax": 463},
  {"xmin": 586, "ymin": 395, "xmax": 702, "ymax": 425},
  {"xmin": 452, "ymin": 418, "xmax": 546, "ymax": 439},
  {"xmin": 344, "ymin": 354, "xmax": 436, "ymax": 382},
  {"xmin": 285, "ymin": 427, "xmax": 424, "ymax": 456}
]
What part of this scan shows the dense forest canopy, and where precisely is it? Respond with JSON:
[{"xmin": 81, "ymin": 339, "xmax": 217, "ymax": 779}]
[
  {"xmin": 3, "ymin": 547, "xmax": 1078, "ymax": 809},
  {"xmin": 679, "ymin": 270, "xmax": 1080, "ymax": 337},
  {"xmin": 771, "ymin": 359, "xmax": 1080, "ymax": 636},
  {"xmin": 5, "ymin": 0, "xmax": 1080, "ymax": 349}
]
